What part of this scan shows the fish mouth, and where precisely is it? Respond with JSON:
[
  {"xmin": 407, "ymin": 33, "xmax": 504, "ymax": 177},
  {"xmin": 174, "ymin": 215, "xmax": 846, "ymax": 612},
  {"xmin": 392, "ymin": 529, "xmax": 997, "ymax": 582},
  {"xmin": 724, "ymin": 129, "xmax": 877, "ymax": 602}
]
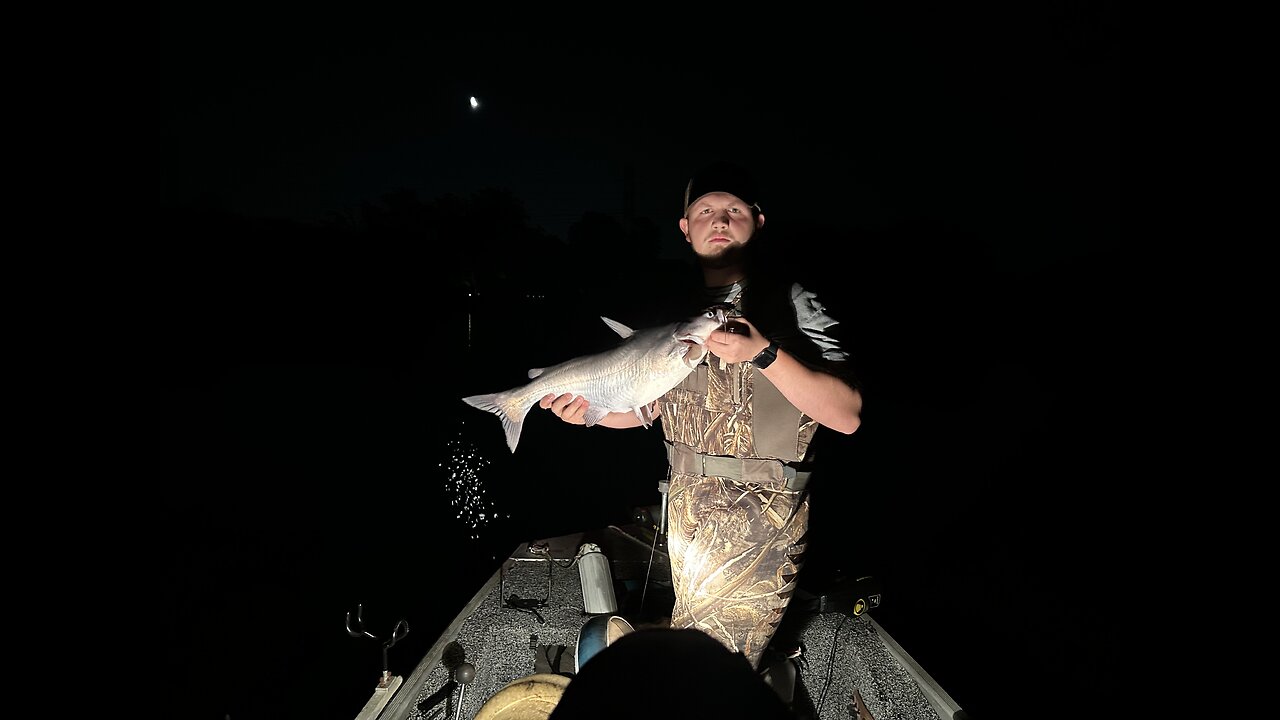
[
  {"xmin": 678, "ymin": 329, "xmax": 715, "ymax": 347},
  {"xmin": 677, "ymin": 304, "xmax": 733, "ymax": 345}
]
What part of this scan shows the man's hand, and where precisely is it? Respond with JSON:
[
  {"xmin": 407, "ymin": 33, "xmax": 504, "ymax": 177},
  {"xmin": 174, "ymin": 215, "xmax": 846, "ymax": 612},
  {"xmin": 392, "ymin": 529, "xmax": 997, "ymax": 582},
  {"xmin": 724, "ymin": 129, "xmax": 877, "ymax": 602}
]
[
  {"xmin": 539, "ymin": 393, "xmax": 588, "ymax": 425},
  {"xmin": 706, "ymin": 316, "xmax": 771, "ymax": 364}
]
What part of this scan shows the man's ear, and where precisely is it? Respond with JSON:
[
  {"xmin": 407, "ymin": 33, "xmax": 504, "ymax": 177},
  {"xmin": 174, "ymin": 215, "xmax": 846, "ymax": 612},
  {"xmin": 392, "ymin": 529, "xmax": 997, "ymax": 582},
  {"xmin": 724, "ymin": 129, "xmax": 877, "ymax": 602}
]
[
  {"xmin": 756, "ymin": 212, "xmax": 766, "ymax": 229},
  {"xmin": 679, "ymin": 216, "xmax": 690, "ymax": 241}
]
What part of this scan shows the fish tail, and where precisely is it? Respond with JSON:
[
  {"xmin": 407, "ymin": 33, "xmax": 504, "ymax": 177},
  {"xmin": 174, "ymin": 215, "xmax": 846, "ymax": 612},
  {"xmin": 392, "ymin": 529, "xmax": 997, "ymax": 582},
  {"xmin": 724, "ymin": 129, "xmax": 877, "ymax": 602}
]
[{"xmin": 461, "ymin": 392, "xmax": 530, "ymax": 453}]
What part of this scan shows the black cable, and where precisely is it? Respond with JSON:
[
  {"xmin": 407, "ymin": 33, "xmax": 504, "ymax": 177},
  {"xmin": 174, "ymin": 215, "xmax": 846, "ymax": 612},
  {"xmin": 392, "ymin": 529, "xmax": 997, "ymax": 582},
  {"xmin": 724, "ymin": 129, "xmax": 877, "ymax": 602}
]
[{"xmin": 814, "ymin": 612, "xmax": 850, "ymax": 716}]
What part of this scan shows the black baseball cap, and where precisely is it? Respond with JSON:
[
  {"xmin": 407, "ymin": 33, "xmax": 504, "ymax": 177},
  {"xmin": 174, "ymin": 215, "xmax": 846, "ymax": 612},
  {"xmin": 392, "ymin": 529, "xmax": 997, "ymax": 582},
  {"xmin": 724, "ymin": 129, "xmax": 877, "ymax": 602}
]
[{"xmin": 683, "ymin": 161, "xmax": 761, "ymax": 213}]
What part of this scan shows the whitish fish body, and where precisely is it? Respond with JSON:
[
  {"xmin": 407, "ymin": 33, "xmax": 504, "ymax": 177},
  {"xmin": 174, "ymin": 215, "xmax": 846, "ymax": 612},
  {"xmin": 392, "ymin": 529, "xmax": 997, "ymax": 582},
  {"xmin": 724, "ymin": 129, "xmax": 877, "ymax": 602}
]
[{"xmin": 462, "ymin": 307, "xmax": 728, "ymax": 452}]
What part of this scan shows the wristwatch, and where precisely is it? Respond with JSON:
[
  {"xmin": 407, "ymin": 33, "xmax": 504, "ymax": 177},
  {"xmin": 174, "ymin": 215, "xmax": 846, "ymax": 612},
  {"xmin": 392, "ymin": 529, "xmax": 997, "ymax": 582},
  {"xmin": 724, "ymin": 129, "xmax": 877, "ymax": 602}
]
[{"xmin": 751, "ymin": 340, "xmax": 780, "ymax": 369}]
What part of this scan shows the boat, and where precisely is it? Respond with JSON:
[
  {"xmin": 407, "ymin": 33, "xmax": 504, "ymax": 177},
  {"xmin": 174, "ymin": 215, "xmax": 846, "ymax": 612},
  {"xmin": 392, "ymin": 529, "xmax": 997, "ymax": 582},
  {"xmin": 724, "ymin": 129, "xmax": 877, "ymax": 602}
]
[{"xmin": 350, "ymin": 510, "xmax": 966, "ymax": 720}]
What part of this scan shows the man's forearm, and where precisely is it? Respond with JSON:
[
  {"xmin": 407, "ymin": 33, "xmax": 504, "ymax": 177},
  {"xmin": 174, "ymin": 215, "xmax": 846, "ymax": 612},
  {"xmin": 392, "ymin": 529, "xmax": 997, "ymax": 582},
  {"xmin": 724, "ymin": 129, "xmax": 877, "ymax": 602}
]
[{"xmin": 758, "ymin": 350, "xmax": 862, "ymax": 434}]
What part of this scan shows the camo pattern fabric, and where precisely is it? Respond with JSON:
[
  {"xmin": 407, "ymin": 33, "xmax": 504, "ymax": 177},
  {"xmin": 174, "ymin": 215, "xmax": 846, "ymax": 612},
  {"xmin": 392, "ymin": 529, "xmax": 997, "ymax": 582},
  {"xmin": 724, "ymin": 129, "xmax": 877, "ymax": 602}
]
[
  {"xmin": 658, "ymin": 358, "xmax": 819, "ymax": 461},
  {"xmin": 654, "ymin": 282, "xmax": 845, "ymax": 668},
  {"xmin": 656, "ymin": 280, "xmax": 824, "ymax": 461},
  {"xmin": 656, "ymin": 334, "xmax": 808, "ymax": 664},
  {"xmin": 665, "ymin": 470, "xmax": 809, "ymax": 669}
]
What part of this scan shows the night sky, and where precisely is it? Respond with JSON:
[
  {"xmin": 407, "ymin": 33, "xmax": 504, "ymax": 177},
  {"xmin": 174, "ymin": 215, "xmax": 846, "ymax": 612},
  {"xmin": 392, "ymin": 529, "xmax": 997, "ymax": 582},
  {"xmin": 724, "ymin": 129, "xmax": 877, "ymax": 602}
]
[{"xmin": 157, "ymin": 10, "xmax": 1139, "ymax": 720}]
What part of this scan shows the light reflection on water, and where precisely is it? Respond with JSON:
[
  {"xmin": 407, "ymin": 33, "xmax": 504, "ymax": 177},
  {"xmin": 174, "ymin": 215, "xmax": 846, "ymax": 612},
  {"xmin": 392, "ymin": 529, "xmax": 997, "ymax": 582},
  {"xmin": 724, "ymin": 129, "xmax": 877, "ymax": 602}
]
[{"xmin": 442, "ymin": 420, "xmax": 509, "ymax": 540}]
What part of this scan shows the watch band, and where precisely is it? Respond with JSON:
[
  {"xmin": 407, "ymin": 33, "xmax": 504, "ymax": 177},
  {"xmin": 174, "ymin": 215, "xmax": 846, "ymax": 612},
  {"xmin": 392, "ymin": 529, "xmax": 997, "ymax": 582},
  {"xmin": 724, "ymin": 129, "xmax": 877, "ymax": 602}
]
[{"xmin": 751, "ymin": 340, "xmax": 779, "ymax": 369}]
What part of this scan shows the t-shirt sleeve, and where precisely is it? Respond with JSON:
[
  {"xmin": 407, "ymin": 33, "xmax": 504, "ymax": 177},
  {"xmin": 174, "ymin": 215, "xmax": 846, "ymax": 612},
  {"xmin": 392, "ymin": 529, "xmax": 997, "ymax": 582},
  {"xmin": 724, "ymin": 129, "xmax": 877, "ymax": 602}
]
[{"xmin": 790, "ymin": 282, "xmax": 860, "ymax": 387}]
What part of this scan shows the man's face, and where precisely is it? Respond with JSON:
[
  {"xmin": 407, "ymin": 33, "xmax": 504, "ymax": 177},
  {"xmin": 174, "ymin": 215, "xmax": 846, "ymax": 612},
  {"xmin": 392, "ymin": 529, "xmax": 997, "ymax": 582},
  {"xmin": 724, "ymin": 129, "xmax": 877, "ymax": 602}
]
[{"xmin": 679, "ymin": 191, "xmax": 765, "ymax": 267}]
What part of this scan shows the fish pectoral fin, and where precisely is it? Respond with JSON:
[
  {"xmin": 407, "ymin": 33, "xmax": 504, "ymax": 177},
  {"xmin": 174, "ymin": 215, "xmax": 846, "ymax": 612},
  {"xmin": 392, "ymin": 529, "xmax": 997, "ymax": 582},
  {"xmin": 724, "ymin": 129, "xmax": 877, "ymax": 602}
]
[{"xmin": 583, "ymin": 405, "xmax": 611, "ymax": 428}]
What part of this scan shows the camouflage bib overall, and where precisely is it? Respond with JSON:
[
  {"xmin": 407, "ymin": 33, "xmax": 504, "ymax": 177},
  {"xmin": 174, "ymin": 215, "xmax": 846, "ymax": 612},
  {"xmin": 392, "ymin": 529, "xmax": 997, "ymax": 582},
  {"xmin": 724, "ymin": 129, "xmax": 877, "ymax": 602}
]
[{"xmin": 657, "ymin": 304, "xmax": 820, "ymax": 669}]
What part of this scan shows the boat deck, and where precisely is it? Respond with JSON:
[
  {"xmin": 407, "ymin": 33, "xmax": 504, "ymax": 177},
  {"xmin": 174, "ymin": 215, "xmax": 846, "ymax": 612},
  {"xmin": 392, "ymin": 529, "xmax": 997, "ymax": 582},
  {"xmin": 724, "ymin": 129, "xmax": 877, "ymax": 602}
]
[{"xmin": 371, "ymin": 523, "xmax": 963, "ymax": 720}]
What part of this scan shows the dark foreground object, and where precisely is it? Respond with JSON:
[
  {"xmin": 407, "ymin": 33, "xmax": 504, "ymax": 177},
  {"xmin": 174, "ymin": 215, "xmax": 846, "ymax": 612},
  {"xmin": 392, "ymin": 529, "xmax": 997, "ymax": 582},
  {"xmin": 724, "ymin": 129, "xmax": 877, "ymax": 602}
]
[{"xmin": 550, "ymin": 627, "xmax": 794, "ymax": 719}]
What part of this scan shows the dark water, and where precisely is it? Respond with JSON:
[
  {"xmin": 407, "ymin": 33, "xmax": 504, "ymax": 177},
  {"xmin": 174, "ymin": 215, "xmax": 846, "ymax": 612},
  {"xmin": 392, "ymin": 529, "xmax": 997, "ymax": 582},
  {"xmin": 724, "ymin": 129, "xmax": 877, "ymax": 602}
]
[{"xmin": 156, "ymin": 250, "xmax": 1133, "ymax": 720}]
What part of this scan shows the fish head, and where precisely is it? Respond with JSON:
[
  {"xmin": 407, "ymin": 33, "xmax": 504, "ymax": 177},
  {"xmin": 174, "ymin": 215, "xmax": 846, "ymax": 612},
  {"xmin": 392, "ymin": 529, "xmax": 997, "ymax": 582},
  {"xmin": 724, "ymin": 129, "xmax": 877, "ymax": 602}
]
[
  {"xmin": 677, "ymin": 305, "xmax": 732, "ymax": 341},
  {"xmin": 704, "ymin": 302, "xmax": 739, "ymax": 320},
  {"xmin": 672, "ymin": 305, "xmax": 733, "ymax": 367}
]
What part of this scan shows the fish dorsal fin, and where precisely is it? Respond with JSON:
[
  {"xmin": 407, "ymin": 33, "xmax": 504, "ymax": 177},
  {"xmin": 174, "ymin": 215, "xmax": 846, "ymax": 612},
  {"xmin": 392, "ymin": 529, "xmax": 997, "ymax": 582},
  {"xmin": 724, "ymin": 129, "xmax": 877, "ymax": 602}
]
[{"xmin": 601, "ymin": 317, "xmax": 635, "ymax": 339}]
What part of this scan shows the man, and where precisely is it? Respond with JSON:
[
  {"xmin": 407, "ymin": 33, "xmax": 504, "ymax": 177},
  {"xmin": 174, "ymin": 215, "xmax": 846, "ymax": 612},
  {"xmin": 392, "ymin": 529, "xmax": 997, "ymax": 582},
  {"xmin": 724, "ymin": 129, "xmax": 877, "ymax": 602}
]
[{"xmin": 540, "ymin": 161, "xmax": 862, "ymax": 669}]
